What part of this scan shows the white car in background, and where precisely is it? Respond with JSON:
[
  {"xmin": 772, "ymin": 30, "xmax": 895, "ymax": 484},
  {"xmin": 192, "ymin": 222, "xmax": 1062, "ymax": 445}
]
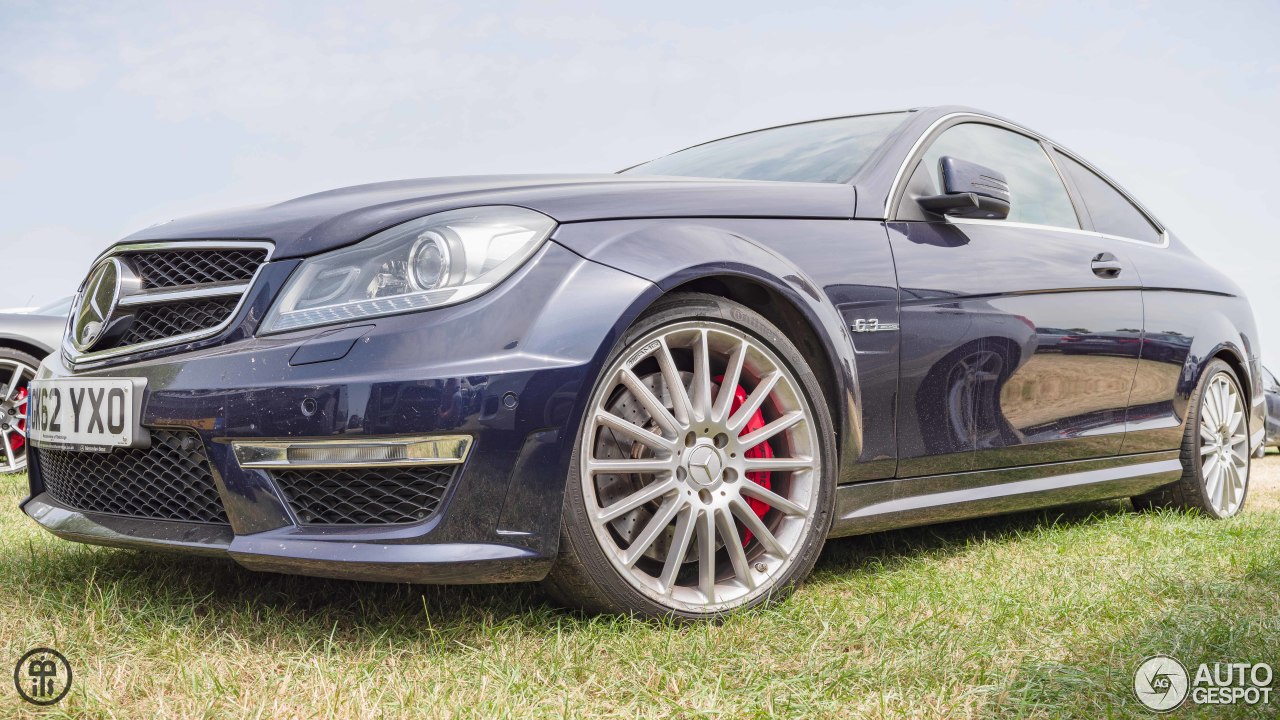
[{"xmin": 0, "ymin": 297, "xmax": 72, "ymax": 473}]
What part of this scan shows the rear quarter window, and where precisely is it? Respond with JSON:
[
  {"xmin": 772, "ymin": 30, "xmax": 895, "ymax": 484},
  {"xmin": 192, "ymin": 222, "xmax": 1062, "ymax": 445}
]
[{"xmin": 1055, "ymin": 152, "xmax": 1162, "ymax": 244}]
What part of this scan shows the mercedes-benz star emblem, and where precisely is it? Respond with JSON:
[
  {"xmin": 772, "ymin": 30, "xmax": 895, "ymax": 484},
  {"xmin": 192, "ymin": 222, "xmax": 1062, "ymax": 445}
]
[
  {"xmin": 686, "ymin": 445, "xmax": 723, "ymax": 486},
  {"xmin": 71, "ymin": 258, "xmax": 123, "ymax": 352}
]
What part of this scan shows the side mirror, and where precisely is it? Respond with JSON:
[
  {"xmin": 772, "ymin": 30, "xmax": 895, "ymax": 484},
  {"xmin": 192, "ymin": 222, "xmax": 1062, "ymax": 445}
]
[{"xmin": 917, "ymin": 156, "xmax": 1011, "ymax": 220}]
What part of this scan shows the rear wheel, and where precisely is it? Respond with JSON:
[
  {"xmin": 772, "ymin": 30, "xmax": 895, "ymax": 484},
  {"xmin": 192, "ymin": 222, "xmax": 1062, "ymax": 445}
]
[
  {"xmin": 1132, "ymin": 359, "xmax": 1250, "ymax": 518},
  {"xmin": 544, "ymin": 293, "xmax": 836, "ymax": 618},
  {"xmin": 0, "ymin": 347, "xmax": 38, "ymax": 474}
]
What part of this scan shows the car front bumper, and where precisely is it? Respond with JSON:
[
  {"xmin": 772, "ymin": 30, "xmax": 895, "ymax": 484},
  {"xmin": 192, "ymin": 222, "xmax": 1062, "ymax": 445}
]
[
  {"xmin": 21, "ymin": 242, "xmax": 656, "ymax": 584},
  {"xmin": 22, "ymin": 494, "xmax": 550, "ymax": 583}
]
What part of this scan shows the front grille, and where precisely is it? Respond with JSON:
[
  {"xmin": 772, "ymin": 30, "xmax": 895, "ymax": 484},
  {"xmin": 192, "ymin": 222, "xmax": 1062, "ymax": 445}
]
[
  {"xmin": 272, "ymin": 466, "xmax": 456, "ymax": 525},
  {"xmin": 71, "ymin": 243, "xmax": 270, "ymax": 361},
  {"xmin": 114, "ymin": 297, "xmax": 240, "ymax": 348},
  {"xmin": 37, "ymin": 429, "xmax": 229, "ymax": 524},
  {"xmin": 127, "ymin": 248, "xmax": 268, "ymax": 289}
]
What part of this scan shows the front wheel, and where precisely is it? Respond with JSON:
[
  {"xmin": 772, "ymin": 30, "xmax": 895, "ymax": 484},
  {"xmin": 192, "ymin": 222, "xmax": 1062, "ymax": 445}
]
[
  {"xmin": 544, "ymin": 293, "xmax": 836, "ymax": 618},
  {"xmin": 1132, "ymin": 359, "xmax": 1250, "ymax": 518},
  {"xmin": 0, "ymin": 348, "xmax": 37, "ymax": 474}
]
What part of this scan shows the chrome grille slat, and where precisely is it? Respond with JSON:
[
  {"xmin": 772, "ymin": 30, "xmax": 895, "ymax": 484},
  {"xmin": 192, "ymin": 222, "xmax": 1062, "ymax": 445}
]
[{"xmin": 118, "ymin": 282, "xmax": 250, "ymax": 307}]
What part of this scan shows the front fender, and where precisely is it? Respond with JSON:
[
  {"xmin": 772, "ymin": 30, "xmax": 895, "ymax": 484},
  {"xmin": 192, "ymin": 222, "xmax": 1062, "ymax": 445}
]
[{"xmin": 551, "ymin": 218, "xmax": 869, "ymax": 483}]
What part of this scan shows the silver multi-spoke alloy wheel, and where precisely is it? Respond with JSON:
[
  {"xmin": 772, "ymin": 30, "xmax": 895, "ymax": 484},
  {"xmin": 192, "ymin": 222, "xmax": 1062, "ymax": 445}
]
[
  {"xmin": 1131, "ymin": 359, "xmax": 1250, "ymax": 518},
  {"xmin": 579, "ymin": 319, "xmax": 822, "ymax": 614},
  {"xmin": 0, "ymin": 356, "xmax": 35, "ymax": 474},
  {"xmin": 1198, "ymin": 371, "xmax": 1249, "ymax": 516}
]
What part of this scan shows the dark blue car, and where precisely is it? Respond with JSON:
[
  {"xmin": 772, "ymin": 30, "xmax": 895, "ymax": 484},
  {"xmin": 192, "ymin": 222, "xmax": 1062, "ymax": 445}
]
[{"xmin": 20, "ymin": 106, "xmax": 1261, "ymax": 618}]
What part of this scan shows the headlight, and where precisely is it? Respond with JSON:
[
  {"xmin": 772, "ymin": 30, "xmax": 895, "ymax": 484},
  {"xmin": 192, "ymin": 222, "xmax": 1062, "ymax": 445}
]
[{"xmin": 261, "ymin": 206, "xmax": 556, "ymax": 333}]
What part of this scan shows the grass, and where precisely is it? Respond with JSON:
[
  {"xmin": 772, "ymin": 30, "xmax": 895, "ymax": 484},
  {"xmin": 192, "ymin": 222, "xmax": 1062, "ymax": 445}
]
[{"xmin": 2, "ymin": 459, "xmax": 1279, "ymax": 718}]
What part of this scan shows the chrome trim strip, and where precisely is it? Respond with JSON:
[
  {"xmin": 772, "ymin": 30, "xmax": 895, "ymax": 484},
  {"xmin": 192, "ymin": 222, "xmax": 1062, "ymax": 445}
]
[
  {"xmin": 64, "ymin": 240, "xmax": 274, "ymax": 367},
  {"xmin": 844, "ymin": 458, "xmax": 1182, "ymax": 520},
  {"xmin": 883, "ymin": 112, "xmax": 970, "ymax": 218},
  {"xmin": 884, "ymin": 111, "xmax": 1169, "ymax": 249},
  {"xmin": 232, "ymin": 435, "xmax": 473, "ymax": 469},
  {"xmin": 947, "ymin": 216, "xmax": 1172, "ymax": 249},
  {"xmin": 86, "ymin": 239, "xmax": 275, "ymax": 267},
  {"xmin": 117, "ymin": 282, "xmax": 252, "ymax": 307}
]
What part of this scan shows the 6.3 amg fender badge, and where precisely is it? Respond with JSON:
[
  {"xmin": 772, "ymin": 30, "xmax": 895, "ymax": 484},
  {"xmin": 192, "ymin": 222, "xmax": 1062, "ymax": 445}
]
[{"xmin": 851, "ymin": 318, "xmax": 899, "ymax": 333}]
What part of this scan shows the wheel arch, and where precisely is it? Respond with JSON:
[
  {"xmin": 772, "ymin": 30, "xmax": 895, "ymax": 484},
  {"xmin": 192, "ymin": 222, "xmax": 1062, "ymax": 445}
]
[
  {"xmin": 1163, "ymin": 285, "xmax": 1258, "ymax": 433},
  {"xmin": 663, "ymin": 273, "xmax": 847, "ymax": 462},
  {"xmin": 1179, "ymin": 339, "xmax": 1255, "ymax": 441},
  {"xmin": 551, "ymin": 219, "xmax": 865, "ymax": 481},
  {"xmin": 0, "ymin": 338, "xmax": 52, "ymax": 365},
  {"xmin": 1212, "ymin": 346, "xmax": 1251, "ymax": 399}
]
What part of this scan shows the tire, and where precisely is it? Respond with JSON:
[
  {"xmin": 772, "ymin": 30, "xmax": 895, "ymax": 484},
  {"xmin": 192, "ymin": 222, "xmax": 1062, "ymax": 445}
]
[
  {"xmin": 0, "ymin": 346, "xmax": 40, "ymax": 474},
  {"xmin": 1132, "ymin": 359, "xmax": 1250, "ymax": 518},
  {"xmin": 543, "ymin": 292, "xmax": 837, "ymax": 619}
]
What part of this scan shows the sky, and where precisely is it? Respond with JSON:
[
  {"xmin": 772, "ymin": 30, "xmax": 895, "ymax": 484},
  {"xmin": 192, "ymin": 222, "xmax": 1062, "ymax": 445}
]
[{"xmin": 2, "ymin": 0, "xmax": 1278, "ymax": 363}]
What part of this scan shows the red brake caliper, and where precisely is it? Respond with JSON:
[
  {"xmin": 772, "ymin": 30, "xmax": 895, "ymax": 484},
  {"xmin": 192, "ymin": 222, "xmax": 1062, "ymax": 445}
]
[
  {"xmin": 715, "ymin": 377, "xmax": 773, "ymax": 545},
  {"xmin": 8, "ymin": 386, "xmax": 26, "ymax": 453}
]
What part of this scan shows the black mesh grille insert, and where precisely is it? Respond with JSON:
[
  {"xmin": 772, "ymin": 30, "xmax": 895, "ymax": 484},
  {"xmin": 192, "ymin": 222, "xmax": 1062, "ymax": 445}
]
[
  {"xmin": 37, "ymin": 429, "xmax": 229, "ymax": 524},
  {"xmin": 112, "ymin": 296, "xmax": 240, "ymax": 348},
  {"xmin": 72, "ymin": 245, "xmax": 268, "ymax": 359},
  {"xmin": 127, "ymin": 248, "xmax": 267, "ymax": 289},
  {"xmin": 272, "ymin": 466, "xmax": 456, "ymax": 525}
]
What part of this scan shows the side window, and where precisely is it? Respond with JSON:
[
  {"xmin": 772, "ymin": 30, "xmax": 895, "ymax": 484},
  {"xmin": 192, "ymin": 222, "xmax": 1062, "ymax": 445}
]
[
  {"xmin": 1054, "ymin": 152, "xmax": 1162, "ymax": 244},
  {"xmin": 919, "ymin": 123, "xmax": 1079, "ymax": 229}
]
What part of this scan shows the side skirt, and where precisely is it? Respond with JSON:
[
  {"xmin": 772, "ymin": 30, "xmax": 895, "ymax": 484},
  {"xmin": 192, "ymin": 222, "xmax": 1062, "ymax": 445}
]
[{"xmin": 828, "ymin": 451, "xmax": 1182, "ymax": 538}]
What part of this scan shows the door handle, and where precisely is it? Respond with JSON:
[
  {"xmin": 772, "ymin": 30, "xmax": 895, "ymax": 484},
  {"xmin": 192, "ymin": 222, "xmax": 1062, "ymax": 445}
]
[{"xmin": 1091, "ymin": 252, "xmax": 1123, "ymax": 279}]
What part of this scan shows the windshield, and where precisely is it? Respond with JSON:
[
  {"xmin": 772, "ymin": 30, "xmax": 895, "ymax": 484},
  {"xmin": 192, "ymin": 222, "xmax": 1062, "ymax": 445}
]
[{"xmin": 622, "ymin": 112, "xmax": 909, "ymax": 184}]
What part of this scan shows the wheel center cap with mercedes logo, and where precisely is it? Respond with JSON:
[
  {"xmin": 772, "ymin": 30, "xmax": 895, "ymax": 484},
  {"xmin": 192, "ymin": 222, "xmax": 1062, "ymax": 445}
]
[{"xmin": 685, "ymin": 444, "xmax": 725, "ymax": 487}]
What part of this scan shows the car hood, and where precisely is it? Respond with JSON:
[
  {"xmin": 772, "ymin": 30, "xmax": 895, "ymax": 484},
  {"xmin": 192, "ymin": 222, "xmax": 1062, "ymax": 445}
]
[{"xmin": 120, "ymin": 174, "xmax": 857, "ymax": 259}]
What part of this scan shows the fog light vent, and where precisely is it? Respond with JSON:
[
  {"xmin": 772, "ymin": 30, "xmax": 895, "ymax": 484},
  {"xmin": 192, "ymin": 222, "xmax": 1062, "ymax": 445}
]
[{"xmin": 271, "ymin": 466, "xmax": 456, "ymax": 525}]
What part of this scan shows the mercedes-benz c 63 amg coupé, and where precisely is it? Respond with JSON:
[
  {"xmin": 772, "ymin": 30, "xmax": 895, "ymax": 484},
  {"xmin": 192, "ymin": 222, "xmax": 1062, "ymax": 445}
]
[{"xmin": 21, "ymin": 106, "xmax": 1261, "ymax": 618}]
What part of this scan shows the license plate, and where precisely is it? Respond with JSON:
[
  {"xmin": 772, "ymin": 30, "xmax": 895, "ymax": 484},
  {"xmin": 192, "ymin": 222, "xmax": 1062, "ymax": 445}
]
[{"xmin": 28, "ymin": 378, "xmax": 140, "ymax": 452}]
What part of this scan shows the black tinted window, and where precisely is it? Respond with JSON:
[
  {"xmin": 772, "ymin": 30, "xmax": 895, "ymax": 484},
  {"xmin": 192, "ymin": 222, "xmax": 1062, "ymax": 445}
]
[
  {"xmin": 623, "ymin": 113, "xmax": 908, "ymax": 183},
  {"xmin": 920, "ymin": 123, "xmax": 1079, "ymax": 229},
  {"xmin": 1055, "ymin": 152, "xmax": 1162, "ymax": 244}
]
